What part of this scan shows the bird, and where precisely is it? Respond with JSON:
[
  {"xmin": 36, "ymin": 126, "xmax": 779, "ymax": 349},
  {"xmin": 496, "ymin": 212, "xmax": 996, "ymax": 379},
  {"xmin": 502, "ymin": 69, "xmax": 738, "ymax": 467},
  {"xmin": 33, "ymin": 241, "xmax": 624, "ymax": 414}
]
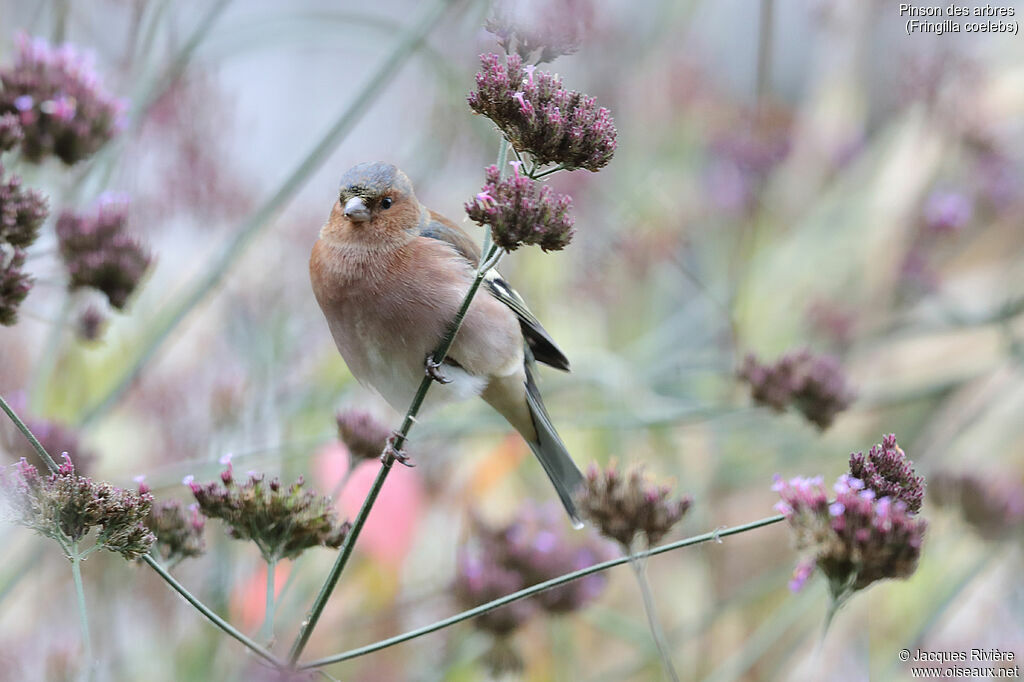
[{"xmin": 309, "ymin": 161, "xmax": 584, "ymax": 526}]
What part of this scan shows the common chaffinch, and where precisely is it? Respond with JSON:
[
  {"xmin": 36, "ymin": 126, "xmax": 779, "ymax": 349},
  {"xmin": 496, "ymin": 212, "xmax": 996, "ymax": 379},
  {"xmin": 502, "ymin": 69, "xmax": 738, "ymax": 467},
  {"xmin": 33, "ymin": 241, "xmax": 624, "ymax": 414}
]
[{"xmin": 309, "ymin": 162, "xmax": 583, "ymax": 525}]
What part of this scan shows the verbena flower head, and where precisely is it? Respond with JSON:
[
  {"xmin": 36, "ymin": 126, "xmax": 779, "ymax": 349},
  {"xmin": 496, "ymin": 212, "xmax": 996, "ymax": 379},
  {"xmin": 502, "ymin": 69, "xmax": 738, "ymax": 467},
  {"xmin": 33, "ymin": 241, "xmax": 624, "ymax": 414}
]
[
  {"xmin": 467, "ymin": 53, "xmax": 617, "ymax": 171},
  {"xmin": 56, "ymin": 193, "xmax": 151, "ymax": 309},
  {"xmin": 848, "ymin": 434, "xmax": 924, "ymax": 514},
  {"xmin": 0, "ymin": 455, "xmax": 155, "ymax": 560},
  {"xmin": 576, "ymin": 460, "xmax": 692, "ymax": 549},
  {"xmin": 455, "ymin": 502, "xmax": 611, "ymax": 634},
  {"xmin": 0, "ymin": 247, "xmax": 32, "ymax": 326},
  {"xmin": 0, "ymin": 162, "xmax": 49, "ymax": 248},
  {"xmin": 485, "ymin": 0, "xmax": 593, "ymax": 64},
  {"xmin": 774, "ymin": 463, "xmax": 927, "ymax": 600},
  {"xmin": 188, "ymin": 462, "xmax": 351, "ymax": 563},
  {"xmin": 739, "ymin": 349, "xmax": 855, "ymax": 430},
  {"xmin": 0, "ymin": 32, "xmax": 127, "ymax": 165},
  {"xmin": 0, "ymin": 113, "xmax": 23, "ymax": 151},
  {"xmin": 146, "ymin": 499, "xmax": 206, "ymax": 565},
  {"xmin": 931, "ymin": 471, "xmax": 1024, "ymax": 541},
  {"xmin": 335, "ymin": 408, "xmax": 390, "ymax": 463},
  {"xmin": 465, "ymin": 163, "xmax": 574, "ymax": 251}
]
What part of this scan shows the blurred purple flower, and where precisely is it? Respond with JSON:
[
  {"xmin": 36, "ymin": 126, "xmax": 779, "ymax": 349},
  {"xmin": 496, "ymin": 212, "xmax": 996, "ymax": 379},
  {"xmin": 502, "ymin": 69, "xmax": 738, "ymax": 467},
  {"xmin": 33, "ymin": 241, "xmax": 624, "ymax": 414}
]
[
  {"xmin": 0, "ymin": 112, "xmax": 23, "ymax": 151},
  {"xmin": 465, "ymin": 163, "xmax": 575, "ymax": 251},
  {"xmin": 0, "ymin": 454, "xmax": 155, "ymax": 560},
  {"xmin": 0, "ymin": 412, "xmax": 96, "ymax": 474},
  {"xmin": 75, "ymin": 303, "xmax": 107, "ymax": 342},
  {"xmin": 576, "ymin": 460, "xmax": 692, "ymax": 549},
  {"xmin": 739, "ymin": 349, "xmax": 855, "ymax": 430},
  {"xmin": 0, "ymin": 162, "xmax": 49, "ymax": 248},
  {"xmin": 56, "ymin": 193, "xmax": 151, "ymax": 309},
  {"xmin": 922, "ymin": 190, "xmax": 972, "ymax": 235},
  {"xmin": 774, "ymin": 469, "xmax": 926, "ymax": 599},
  {"xmin": 705, "ymin": 113, "xmax": 791, "ymax": 214},
  {"xmin": 189, "ymin": 463, "xmax": 351, "ymax": 562},
  {"xmin": 485, "ymin": 0, "xmax": 593, "ymax": 64},
  {"xmin": 848, "ymin": 434, "xmax": 924, "ymax": 514},
  {"xmin": 0, "ymin": 32, "xmax": 127, "ymax": 164},
  {"xmin": 335, "ymin": 408, "xmax": 390, "ymax": 463},
  {"xmin": 468, "ymin": 53, "xmax": 617, "ymax": 172},
  {"xmin": 0, "ymin": 247, "xmax": 32, "ymax": 326},
  {"xmin": 930, "ymin": 471, "xmax": 1024, "ymax": 541}
]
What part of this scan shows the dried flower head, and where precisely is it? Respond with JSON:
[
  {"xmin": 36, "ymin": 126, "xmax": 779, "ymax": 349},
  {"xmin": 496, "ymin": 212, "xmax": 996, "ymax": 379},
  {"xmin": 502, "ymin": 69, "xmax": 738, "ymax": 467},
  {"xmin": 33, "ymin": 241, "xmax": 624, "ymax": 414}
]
[
  {"xmin": 739, "ymin": 349, "xmax": 855, "ymax": 430},
  {"xmin": 0, "ymin": 113, "xmax": 23, "ymax": 151},
  {"xmin": 930, "ymin": 472, "xmax": 1024, "ymax": 541},
  {"xmin": 576, "ymin": 461, "xmax": 692, "ymax": 549},
  {"xmin": 465, "ymin": 163, "xmax": 574, "ymax": 251},
  {"xmin": 0, "ymin": 455, "xmax": 155, "ymax": 560},
  {"xmin": 146, "ymin": 499, "xmax": 206, "ymax": 565},
  {"xmin": 56, "ymin": 193, "xmax": 151, "ymax": 309},
  {"xmin": 335, "ymin": 409, "xmax": 390, "ymax": 463},
  {"xmin": 0, "ymin": 247, "xmax": 32, "ymax": 326},
  {"xmin": 774, "ymin": 463, "xmax": 927, "ymax": 599},
  {"xmin": 188, "ymin": 463, "xmax": 351, "ymax": 562},
  {"xmin": 848, "ymin": 434, "xmax": 924, "ymax": 514},
  {"xmin": 455, "ymin": 502, "xmax": 611, "ymax": 636},
  {"xmin": 485, "ymin": 0, "xmax": 593, "ymax": 64},
  {"xmin": 0, "ymin": 32, "xmax": 127, "ymax": 164},
  {"xmin": 0, "ymin": 162, "xmax": 49, "ymax": 248},
  {"xmin": 467, "ymin": 53, "xmax": 617, "ymax": 171}
]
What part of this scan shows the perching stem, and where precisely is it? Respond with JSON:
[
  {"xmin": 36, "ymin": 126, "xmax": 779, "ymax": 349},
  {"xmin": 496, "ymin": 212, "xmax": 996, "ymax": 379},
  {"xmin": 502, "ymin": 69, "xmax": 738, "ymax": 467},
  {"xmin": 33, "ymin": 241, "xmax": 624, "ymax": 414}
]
[{"xmin": 298, "ymin": 514, "xmax": 787, "ymax": 669}]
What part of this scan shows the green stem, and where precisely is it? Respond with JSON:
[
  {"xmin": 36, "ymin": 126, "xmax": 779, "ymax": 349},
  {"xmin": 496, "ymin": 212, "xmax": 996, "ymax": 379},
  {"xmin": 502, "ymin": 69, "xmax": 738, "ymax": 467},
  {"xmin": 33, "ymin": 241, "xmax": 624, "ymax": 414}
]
[
  {"xmin": 0, "ymin": 394, "xmax": 60, "ymax": 472},
  {"xmin": 298, "ymin": 514, "xmax": 786, "ymax": 669},
  {"xmin": 76, "ymin": 0, "xmax": 455, "ymax": 428},
  {"xmin": 261, "ymin": 559, "xmax": 277, "ymax": 643},
  {"xmin": 629, "ymin": 557, "xmax": 680, "ymax": 682},
  {"xmin": 530, "ymin": 164, "xmax": 565, "ymax": 180},
  {"xmin": 142, "ymin": 555, "xmax": 282, "ymax": 667},
  {"xmin": 70, "ymin": 544, "xmax": 93, "ymax": 680}
]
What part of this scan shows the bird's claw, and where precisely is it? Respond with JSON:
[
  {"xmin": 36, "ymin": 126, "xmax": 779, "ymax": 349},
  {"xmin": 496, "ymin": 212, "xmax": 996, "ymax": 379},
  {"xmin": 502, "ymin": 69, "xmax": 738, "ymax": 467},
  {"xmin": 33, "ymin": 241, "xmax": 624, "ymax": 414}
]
[
  {"xmin": 424, "ymin": 353, "xmax": 451, "ymax": 384},
  {"xmin": 383, "ymin": 432, "xmax": 415, "ymax": 467}
]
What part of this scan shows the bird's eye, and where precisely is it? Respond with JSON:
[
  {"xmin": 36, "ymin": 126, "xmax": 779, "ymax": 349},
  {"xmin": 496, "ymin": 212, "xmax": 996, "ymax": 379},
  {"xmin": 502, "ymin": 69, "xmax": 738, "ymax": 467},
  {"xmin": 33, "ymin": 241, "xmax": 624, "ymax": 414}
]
[{"xmin": 380, "ymin": 197, "xmax": 393, "ymax": 210}]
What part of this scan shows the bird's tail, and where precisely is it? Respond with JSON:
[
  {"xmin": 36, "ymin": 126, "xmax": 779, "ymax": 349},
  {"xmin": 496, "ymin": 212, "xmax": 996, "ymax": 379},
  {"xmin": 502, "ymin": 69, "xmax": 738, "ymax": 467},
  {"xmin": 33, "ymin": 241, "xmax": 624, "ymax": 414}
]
[{"xmin": 524, "ymin": 363, "xmax": 585, "ymax": 528}]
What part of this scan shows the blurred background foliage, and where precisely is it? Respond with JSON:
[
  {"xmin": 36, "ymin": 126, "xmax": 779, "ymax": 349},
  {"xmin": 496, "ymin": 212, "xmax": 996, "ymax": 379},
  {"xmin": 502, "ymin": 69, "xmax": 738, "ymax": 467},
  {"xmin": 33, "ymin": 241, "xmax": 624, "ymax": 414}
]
[{"xmin": 0, "ymin": 0, "xmax": 1022, "ymax": 680}]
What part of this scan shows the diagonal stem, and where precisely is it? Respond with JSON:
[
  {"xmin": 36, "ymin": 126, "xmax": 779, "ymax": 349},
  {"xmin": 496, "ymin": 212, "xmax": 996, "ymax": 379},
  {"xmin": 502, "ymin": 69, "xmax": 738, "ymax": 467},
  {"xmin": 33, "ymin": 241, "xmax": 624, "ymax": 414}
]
[
  {"xmin": 298, "ymin": 514, "xmax": 786, "ymax": 669},
  {"xmin": 142, "ymin": 555, "xmax": 282, "ymax": 666},
  {"xmin": 76, "ymin": 0, "xmax": 456, "ymax": 428},
  {"xmin": 629, "ymin": 556, "xmax": 680, "ymax": 682}
]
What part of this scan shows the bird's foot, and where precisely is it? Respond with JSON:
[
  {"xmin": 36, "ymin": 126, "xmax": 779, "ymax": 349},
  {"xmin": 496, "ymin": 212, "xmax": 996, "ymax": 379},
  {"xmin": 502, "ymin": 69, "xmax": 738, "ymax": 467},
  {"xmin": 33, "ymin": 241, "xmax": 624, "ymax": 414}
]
[
  {"xmin": 383, "ymin": 432, "xmax": 415, "ymax": 467},
  {"xmin": 424, "ymin": 353, "xmax": 451, "ymax": 384}
]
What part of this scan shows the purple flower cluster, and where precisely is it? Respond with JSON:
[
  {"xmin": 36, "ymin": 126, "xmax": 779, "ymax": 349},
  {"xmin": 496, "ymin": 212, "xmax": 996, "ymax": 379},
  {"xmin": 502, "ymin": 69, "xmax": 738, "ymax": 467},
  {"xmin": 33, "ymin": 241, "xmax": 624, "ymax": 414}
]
[
  {"xmin": 485, "ymin": 0, "xmax": 593, "ymax": 64},
  {"xmin": 188, "ymin": 462, "xmax": 351, "ymax": 562},
  {"xmin": 0, "ymin": 247, "xmax": 31, "ymax": 326},
  {"xmin": 1, "ymin": 162, "xmax": 49, "ymax": 248},
  {"xmin": 467, "ymin": 53, "xmax": 616, "ymax": 172},
  {"xmin": 575, "ymin": 460, "xmax": 692, "ymax": 549},
  {"xmin": 56, "ymin": 194, "xmax": 151, "ymax": 309},
  {"xmin": 931, "ymin": 471, "xmax": 1024, "ymax": 541},
  {"xmin": 335, "ymin": 408, "xmax": 390, "ymax": 463},
  {"xmin": 0, "ymin": 454, "xmax": 155, "ymax": 560},
  {"xmin": 739, "ymin": 349, "xmax": 855, "ymax": 430},
  {"xmin": 454, "ymin": 502, "xmax": 612, "ymax": 635},
  {"xmin": 0, "ymin": 113, "xmax": 23, "ymax": 151},
  {"xmin": 773, "ymin": 435, "xmax": 927, "ymax": 598},
  {"xmin": 848, "ymin": 434, "xmax": 925, "ymax": 514},
  {"xmin": 0, "ymin": 32, "xmax": 127, "ymax": 165},
  {"xmin": 146, "ymin": 499, "xmax": 207, "ymax": 566},
  {"xmin": 465, "ymin": 163, "xmax": 574, "ymax": 251}
]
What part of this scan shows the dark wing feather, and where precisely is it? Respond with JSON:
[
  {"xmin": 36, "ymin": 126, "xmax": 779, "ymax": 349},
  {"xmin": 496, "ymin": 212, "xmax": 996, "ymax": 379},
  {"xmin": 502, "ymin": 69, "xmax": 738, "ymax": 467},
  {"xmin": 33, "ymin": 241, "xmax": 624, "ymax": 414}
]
[{"xmin": 418, "ymin": 210, "xmax": 571, "ymax": 372}]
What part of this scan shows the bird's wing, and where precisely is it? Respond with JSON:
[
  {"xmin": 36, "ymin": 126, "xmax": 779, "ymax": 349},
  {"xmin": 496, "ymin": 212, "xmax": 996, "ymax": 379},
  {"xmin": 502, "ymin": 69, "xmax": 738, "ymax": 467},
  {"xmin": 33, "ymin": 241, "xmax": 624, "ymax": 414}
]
[{"xmin": 420, "ymin": 210, "xmax": 570, "ymax": 372}]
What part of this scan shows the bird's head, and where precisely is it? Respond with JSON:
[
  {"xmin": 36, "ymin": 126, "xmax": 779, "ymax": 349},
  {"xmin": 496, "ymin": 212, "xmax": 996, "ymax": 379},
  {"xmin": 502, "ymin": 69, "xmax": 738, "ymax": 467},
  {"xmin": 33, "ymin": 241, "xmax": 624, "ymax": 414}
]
[{"xmin": 335, "ymin": 162, "xmax": 422, "ymax": 236}]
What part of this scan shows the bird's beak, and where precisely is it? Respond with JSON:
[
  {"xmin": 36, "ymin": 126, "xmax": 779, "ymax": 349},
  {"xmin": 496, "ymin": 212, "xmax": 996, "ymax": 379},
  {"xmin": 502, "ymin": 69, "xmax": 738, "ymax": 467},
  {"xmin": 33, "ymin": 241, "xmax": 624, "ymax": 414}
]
[{"xmin": 344, "ymin": 196, "xmax": 371, "ymax": 223}]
